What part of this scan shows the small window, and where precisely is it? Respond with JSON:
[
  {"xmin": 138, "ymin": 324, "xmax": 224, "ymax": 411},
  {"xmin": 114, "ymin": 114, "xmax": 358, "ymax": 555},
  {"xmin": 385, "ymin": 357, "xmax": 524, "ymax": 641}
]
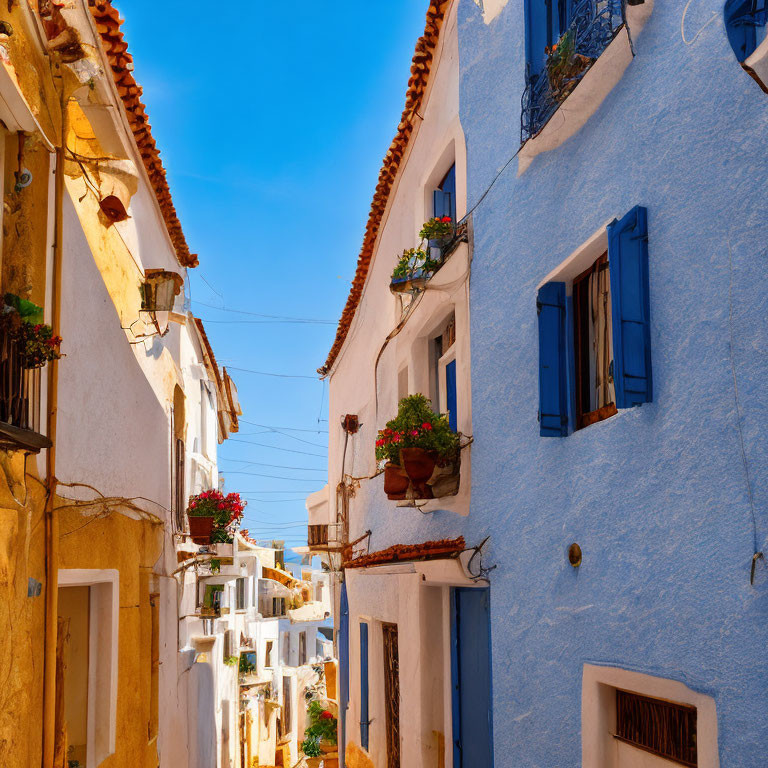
[
  {"xmin": 235, "ymin": 578, "xmax": 246, "ymax": 610},
  {"xmin": 431, "ymin": 313, "xmax": 457, "ymax": 431},
  {"xmin": 265, "ymin": 640, "xmax": 274, "ymax": 668},
  {"xmin": 433, "ymin": 164, "xmax": 456, "ymax": 222},
  {"xmin": 572, "ymin": 254, "xmax": 617, "ymax": 429},
  {"xmin": 282, "ymin": 632, "xmax": 290, "ymax": 665},
  {"xmin": 615, "ymin": 689, "xmax": 697, "ymax": 767},
  {"xmin": 282, "ymin": 676, "xmax": 293, "ymax": 736},
  {"xmin": 272, "ymin": 597, "xmax": 285, "ymax": 616},
  {"xmin": 298, "ymin": 631, "xmax": 307, "ymax": 666}
]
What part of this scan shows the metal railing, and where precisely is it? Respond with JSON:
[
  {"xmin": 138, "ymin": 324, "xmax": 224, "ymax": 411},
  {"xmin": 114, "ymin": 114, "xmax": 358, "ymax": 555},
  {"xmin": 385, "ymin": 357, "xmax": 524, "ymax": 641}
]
[
  {"xmin": 0, "ymin": 325, "xmax": 43, "ymax": 438},
  {"xmin": 521, "ymin": 0, "xmax": 625, "ymax": 142}
]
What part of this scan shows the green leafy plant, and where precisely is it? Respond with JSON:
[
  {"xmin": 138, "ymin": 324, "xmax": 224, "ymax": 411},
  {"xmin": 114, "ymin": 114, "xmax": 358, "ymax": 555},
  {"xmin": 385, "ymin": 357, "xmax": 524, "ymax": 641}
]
[
  {"xmin": 223, "ymin": 655, "xmax": 239, "ymax": 666},
  {"xmin": 419, "ymin": 216, "xmax": 454, "ymax": 241},
  {"xmin": 239, "ymin": 654, "xmax": 256, "ymax": 675},
  {"xmin": 301, "ymin": 700, "xmax": 338, "ymax": 756},
  {"xmin": 375, "ymin": 394, "xmax": 459, "ymax": 465},
  {"xmin": 545, "ymin": 30, "xmax": 592, "ymax": 99},
  {"xmin": 1, "ymin": 295, "xmax": 62, "ymax": 369},
  {"xmin": 391, "ymin": 248, "xmax": 439, "ymax": 281}
]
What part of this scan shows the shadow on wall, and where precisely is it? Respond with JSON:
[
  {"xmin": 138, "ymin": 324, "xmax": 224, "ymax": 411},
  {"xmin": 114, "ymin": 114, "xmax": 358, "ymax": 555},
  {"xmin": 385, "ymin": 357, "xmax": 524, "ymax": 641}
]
[{"xmin": 188, "ymin": 661, "xmax": 216, "ymax": 768}]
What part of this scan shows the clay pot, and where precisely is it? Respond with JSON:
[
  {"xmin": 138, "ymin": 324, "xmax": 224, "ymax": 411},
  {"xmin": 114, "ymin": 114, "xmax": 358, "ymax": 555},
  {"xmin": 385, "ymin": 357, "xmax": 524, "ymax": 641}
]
[
  {"xmin": 400, "ymin": 447, "xmax": 437, "ymax": 483},
  {"xmin": 188, "ymin": 515, "xmax": 214, "ymax": 545},
  {"xmin": 383, "ymin": 463, "xmax": 409, "ymax": 500}
]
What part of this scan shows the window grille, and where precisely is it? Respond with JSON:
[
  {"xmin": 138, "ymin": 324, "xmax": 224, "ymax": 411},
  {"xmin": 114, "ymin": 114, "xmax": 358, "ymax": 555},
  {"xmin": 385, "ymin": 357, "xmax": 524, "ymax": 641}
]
[
  {"xmin": 615, "ymin": 689, "xmax": 697, "ymax": 767},
  {"xmin": 383, "ymin": 623, "xmax": 401, "ymax": 768}
]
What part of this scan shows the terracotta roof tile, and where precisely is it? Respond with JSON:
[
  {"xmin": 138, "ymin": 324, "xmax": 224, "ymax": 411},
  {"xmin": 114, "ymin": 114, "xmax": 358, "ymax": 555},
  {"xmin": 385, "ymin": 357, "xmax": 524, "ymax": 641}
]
[
  {"xmin": 344, "ymin": 536, "xmax": 465, "ymax": 569},
  {"xmin": 318, "ymin": 0, "xmax": 449, "ymax": 375},
  {"xmin": 88, "ymin": 1, "xmax": 198, "ymax": 267}
]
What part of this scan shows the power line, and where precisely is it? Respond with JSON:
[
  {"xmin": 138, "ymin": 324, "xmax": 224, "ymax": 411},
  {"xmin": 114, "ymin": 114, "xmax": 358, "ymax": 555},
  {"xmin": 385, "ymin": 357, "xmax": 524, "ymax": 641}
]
[
  {"xmin": 193, "ymin": 299, "xmax": 334, "ymax": 324},
  {"xmin": 220, "ymin": 460, "xmax": 325, "ymax": 471},
  {"xmin": 239, "ymin": 419, "xmax": 328, "ymax": 434},
  {"xmin": 200, "ymin": 318, "xmax": 335, "ymax": 326},
  {"xmin": 227, "ymin": 366, "xmax": 317, "ymax": 380},
  {"xmin": 225, "ymin": 439, "xmax": 326, "ymax": 457},
  {"xmin": 222, "ymin": 470, "xmax": 321, "ymax": 481},
  {"xmin": 225, "ymin": 469, "xmax": 326, "ymax": 477}
]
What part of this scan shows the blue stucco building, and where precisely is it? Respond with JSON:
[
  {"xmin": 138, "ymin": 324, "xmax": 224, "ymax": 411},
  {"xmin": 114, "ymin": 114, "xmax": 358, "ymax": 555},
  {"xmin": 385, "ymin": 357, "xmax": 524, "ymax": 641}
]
[
  {"xmin": 459, "ymin": 0, "xmax": 768, "ymax": 765},
  {"xmin": 314, "ymin": 1, "xmax": 768, "ymax": 766}
]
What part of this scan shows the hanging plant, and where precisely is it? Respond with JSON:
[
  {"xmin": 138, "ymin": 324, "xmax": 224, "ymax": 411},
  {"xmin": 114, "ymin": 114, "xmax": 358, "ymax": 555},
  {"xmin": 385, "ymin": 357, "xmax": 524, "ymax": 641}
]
[
  {"xmin": 390, "ymin": 217, "xmax": 456, "ymax": 292},
  {"xmin": 419, "ymin": 216, "xmax": 454, "ymax": 242},
  {"xmin": 301, "ymin": 700, "xmax": 338, "ymax": 757},
  {"xmin": 545, "ymin": 30, "xmax": 594, "ymax": 101},
  {"xmin": 1, "ymin": 294, "xmax": 62, "ymax": 369}
]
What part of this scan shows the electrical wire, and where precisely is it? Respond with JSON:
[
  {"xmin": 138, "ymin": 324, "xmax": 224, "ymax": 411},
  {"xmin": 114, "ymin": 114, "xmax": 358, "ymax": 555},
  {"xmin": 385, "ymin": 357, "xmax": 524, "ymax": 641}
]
[
  {"xmin": 218, "ymin": 460, "xmax": 324, "ymax": 471},
  {"xmin": 226, "ymin": 365, "xmax": 317, "ymax": 380},
  {"xmin": 238, "ymin": 419, "xmax": 328, "ymax": 434},
  {"xmin": 192, "ymin": 299, "xmax": 334, "ymax": 324},
  {"xmin": 225, "ymin": 438, "xmax": 326, "ymax": 457}
]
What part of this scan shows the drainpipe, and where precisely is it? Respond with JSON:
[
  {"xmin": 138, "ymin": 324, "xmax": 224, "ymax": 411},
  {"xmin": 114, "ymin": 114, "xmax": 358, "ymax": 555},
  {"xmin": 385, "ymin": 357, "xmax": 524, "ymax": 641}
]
[{"xmin": 41, "ymin": 133, "xmax": 65, "ymax": 768}]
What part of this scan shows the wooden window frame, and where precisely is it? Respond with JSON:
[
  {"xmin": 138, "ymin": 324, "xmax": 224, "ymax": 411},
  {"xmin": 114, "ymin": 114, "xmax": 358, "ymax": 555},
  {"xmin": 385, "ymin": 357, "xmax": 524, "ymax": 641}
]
[
  {"xmin": 572, "ymin": 252, "xmax": 617, "ymax": 430},
  {"xmin": 382, "ymin": 622, "xmax": 401, "ymax": 768}
]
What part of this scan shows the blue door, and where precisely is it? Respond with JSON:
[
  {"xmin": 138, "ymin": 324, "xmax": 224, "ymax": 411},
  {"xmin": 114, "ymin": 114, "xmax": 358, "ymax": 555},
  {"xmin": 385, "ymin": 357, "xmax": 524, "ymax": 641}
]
[
  {"xmin": 339, "ymin": 583, "xmax": 350, "ymax": 767},
  {"xmin": 451, "ymin": 587, "xmax": 493, "ymax": 767},
  {"xmin": 360, "ymin": 622, "xmax": 370, "ymax": 750}
]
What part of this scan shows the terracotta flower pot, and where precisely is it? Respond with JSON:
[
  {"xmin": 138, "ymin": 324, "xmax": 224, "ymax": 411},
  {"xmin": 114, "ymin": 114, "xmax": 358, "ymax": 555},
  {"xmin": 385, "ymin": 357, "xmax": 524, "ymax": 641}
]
[
  {"xmin": 188, "ymin": 514, "xmax": 214, "ymax": 545},
  {"xmin": 400, "ymin": 447, "xmax": 437, "ymax": 483},
  {"xmin": 383, "ymin": 462, "xmax": 409, "ymax": 500}
]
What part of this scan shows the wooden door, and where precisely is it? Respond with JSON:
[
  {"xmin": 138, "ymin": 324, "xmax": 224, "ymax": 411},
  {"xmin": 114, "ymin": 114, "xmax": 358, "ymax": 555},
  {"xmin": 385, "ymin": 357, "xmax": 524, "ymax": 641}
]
[{"xmin": 382, "ymin": 623, "xmax": 400, "ymax": 768}]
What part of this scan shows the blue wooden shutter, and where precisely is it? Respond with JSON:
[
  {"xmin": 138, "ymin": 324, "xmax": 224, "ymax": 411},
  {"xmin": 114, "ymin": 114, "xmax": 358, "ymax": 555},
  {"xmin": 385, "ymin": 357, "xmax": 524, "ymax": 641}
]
[
  {"xmin": 537, "ymin": 282, "xmax": 568, "ymax": 436},
  {"xmin": 725, "ymin": 0, "xmax": 767, "ymax": 61},
  {"xmin": 445, "ymin": 359, "xmax": 458, "ymax": 432},
  {"xmin": 359, "ymin": 623, "xmax": 369, "ymax": 750},
  {"xmin": 608, "ymin": 205, "xmax": 653, "ymax": 408}
]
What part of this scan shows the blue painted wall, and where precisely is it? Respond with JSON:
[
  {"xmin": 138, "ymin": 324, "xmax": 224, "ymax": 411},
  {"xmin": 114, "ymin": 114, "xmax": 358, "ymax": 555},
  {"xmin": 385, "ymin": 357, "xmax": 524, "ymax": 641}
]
[
  {"xmin": 456, "ymin": 0, "xmax": 768, "ymax": 765},
  {"xmin": 344, "ymin": 1, "xmax": 768, "ymax": 765}
]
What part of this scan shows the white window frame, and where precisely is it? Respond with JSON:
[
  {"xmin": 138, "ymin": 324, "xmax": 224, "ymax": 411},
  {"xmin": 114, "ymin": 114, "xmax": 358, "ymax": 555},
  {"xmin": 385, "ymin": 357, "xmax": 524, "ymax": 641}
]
[
  {"xmin": 58, "ymin": 569, "xmax": 119, "ymax": 768},
  {"xmin": 581, "ymin": 663, "xmax": 719, "ymax": 768}
]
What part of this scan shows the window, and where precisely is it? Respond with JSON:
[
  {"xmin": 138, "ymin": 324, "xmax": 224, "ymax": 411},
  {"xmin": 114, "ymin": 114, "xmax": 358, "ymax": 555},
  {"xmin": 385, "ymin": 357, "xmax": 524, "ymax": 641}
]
[
  {"xmin": 265, "ymin": 640, "xmax": 274, "ymax": 668},
  {"xmin": 360, "ymin": 622, "xmax": 370, "ymax": 750},
  {"xmin": 382, "ymin": 623, "xmax": 401, "ymax": 768},
  {"xmin": 572, "ymin": 254, "xmax": 616, "ymax": 429},
  {"xmin": 725, "ymin": 0, "xmax": 767, "ymax": 62},
  {"xmin": 537, "ymin": 206, "xmax": 652, "ymax": 437},
  {"xmin": 615, "ymin": 690, "xmax": 697, "ymax": 767},
  {"xmin": 282, "ymin": 632, "xmax": 290, "ymax": 665},
  {"xmin": 298, "ymin": 631, "xmax": 307, "ymax": 666},
  {"xmin": 525, "ymin": 0, "xmax": 574, "ymax": 79},
  {"xmin": 272, "ymin": 597, "xmax": 286, "ymax": 616},
  {"xmin": 433, "ymin": 164, "xmax": 456, "ymax": 222},
  {"xmin": 431, "ymin": 313, "xmax": 457, "ymax": 431},
  {"xmin": 235, "ymin": 578, "xmax": 246, "ymax": 610}
]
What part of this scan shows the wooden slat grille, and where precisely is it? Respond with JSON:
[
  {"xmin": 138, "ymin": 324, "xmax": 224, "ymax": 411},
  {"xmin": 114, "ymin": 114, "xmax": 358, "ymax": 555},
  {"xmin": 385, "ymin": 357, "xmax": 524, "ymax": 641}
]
[
  {"xmin": 307, "ymin": 524, "xmax": 329, "ymax": 546},
  {"xmin": 383, "ymin": 623, "xmax": 400, "ymax": 768},
  {"xmin": 615, "ymin": 689, "xmax": 697, "ymax": 767}
]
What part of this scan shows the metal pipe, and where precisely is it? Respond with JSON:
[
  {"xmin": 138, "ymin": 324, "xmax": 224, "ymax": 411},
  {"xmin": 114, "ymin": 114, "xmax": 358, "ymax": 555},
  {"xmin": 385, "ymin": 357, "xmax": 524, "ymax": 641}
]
[{"xmin": 41, "ymin": 133, "xmax": 65, "ymax": 768}]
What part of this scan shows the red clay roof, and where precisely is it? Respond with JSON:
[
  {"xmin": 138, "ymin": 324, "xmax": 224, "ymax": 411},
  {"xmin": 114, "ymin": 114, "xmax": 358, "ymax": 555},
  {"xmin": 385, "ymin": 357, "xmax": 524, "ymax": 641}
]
[
  {"xmin": 318, "ymin": 0, "xmax": 450, "ymax": 376},
  {"xmin": 89, "ymin": 1, "xmax": 198, "ymax": 267},
  {"xmin": 344, "ymin": 536, "xmax": 465, "ymax": 569}
]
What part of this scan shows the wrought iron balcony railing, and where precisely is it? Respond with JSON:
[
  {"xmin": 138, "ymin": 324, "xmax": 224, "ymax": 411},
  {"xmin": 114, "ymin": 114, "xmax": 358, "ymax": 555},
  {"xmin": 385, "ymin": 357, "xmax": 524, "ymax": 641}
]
[
  {"xmin": 0, "ymin": 325, "xmax": 49, "ymax": 452},
  {"xmin": 521, "ymin": 0, "xmax": 625, "ymax": 143}
]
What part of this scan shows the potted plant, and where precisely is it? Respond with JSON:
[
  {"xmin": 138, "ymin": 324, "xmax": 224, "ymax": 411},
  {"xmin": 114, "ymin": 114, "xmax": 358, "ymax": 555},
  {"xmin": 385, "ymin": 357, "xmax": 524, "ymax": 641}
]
[
  {"xmin": 376, "ymin": 394, "xmax": 460, "ymax": 500},
  {"xmin": 389, "ymin": 216, "xmax": 455, "ymax": 294},
  {"xmin": 545, "ymin": 30, "xmax": 594, "ymax": 102},
  {"xmin": 1, "ymin": 294, "xmax": 62, "ymax": 369},
  {"xmin": 301, "ymin": 700, "xmax": 338, "ymax": 758},
  {"xmin": 187, "ymin": 490, "xmax": 246, "ymax": 545}
]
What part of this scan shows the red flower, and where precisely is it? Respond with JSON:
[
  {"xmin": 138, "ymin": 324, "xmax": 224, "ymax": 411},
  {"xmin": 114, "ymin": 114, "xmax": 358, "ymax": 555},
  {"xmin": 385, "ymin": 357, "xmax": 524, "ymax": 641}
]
[
  {"xmin": 421, "ymin": 422, "xmax": 432, "ymax": 430},
  {"xmin": 392, "ymin": 433, "xmax": 402, "ymax": 443},
  {"xmin": 189, "ymin": 501, "xmax": 196, "ymax": 508},
  {"xmin": 441, "ymin": 216, "xmax": 452, "ymax": 223},
  {"xmin": 320, "ymin": 711, "xmax": 334, "ymax": 720},
  {"xmin": 218, "ymin": 502, "xmax": 226, "ymax": 509},
  {"xmin": 410, "ymin": 429, "xmax": 419, "ymax": 436}
]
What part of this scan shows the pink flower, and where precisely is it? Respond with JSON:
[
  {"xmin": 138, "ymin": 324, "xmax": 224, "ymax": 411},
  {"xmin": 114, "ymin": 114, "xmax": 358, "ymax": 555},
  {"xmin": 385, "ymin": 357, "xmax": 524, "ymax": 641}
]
[
  {"xmin": 392, "ymin": 433, "xmax": 402, "ymax": 443},
  {"xmin": 189, "ymin": 501, "xmax": 196, "ymax": 509},
  {"xmin": 410, "ymin": 429, "xmax": 419, "ymax": 436}
]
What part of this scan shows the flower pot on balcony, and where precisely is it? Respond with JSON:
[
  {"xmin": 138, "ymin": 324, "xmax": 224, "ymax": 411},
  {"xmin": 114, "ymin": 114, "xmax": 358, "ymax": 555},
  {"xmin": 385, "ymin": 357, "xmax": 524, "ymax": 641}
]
[
  {"xmin": 383, "ymin": 462, "xmax": 409, "ymax": 500},
  {"xmin": 188, "ymin": 514, "xmax": 214, "ymax": 545},
  {"xmin": 389, "ymin": 275, "xmax": 428, "ymax": 295},
  {"xmin": 400, "ymin": 447, "xmax": 438, "ymax": 499}
]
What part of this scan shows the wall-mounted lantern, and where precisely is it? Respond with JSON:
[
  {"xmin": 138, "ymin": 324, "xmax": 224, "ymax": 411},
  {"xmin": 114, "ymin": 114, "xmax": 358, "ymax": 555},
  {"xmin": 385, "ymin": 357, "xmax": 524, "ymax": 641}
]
[{"xmin": 140, "ymin": 269, "xmax": 183, "ymax": 336}]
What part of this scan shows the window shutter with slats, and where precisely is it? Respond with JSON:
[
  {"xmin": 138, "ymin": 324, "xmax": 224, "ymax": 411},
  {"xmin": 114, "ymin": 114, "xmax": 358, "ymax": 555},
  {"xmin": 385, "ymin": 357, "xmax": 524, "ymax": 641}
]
[
  {"xmin": 608, "ymin": 205, "xmax": 653, "ymax": 408},
  {"xmin": 537, "ymin": 282, "xmax": 569, "ymax": 436},
  {"xmin": 445, "ymin": 359, "xmax": 458, "ymax": 432}
]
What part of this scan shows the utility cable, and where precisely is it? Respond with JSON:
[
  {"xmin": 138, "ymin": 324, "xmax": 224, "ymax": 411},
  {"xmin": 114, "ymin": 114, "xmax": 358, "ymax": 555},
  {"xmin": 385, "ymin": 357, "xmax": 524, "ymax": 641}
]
[
  {"xmin": 193, "ymin": 299, "xmax": 334, "ymax": 324},
  {"xmin": 238, "ymin": 419, "xmax": 328, "ymax": 434},
  {"xmin": 226, "ymin": 365, "xmax": 317, "ymax": 380},
  {"xmin": 224, "ymin": 439, "xmax": 325, "ymax": 457}
]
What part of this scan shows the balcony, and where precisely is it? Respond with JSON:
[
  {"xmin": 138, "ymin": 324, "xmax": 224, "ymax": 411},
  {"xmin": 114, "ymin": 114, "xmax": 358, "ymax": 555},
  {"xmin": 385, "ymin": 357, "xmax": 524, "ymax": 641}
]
[
  {"xmin": 0, "ymin": 327, "xmax": 49, "ymax": 452},
  {"xmin": 521, "ymin": 0, "xmax": 625, "ymax": 143}
]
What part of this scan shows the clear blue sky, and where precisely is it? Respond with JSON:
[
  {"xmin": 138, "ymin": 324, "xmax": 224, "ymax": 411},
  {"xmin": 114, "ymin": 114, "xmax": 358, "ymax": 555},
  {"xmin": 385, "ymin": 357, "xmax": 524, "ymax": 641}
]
[{"xmin": 120, "ymin": 2, "xmax": 428, "ymax": 546}]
